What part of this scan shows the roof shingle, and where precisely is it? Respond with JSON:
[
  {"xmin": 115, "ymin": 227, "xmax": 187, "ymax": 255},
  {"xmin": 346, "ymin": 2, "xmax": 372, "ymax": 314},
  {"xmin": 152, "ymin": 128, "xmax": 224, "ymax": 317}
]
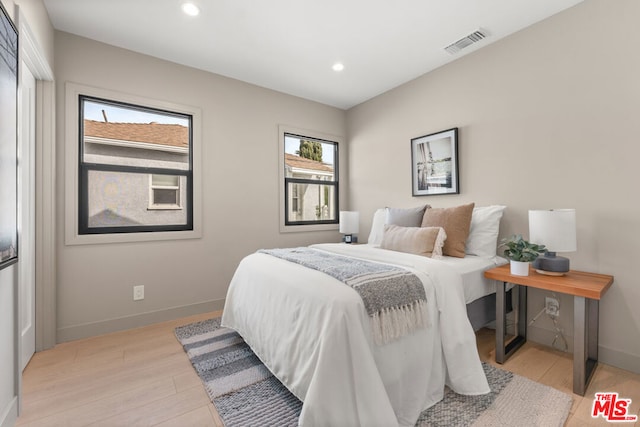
[
  {"xmin": 285, "ymin": 153, "xmax": 334, "ymax": 173},
  {"xmin": 84, "ymin": 120, "xmax": 188, "ymax": 148}
]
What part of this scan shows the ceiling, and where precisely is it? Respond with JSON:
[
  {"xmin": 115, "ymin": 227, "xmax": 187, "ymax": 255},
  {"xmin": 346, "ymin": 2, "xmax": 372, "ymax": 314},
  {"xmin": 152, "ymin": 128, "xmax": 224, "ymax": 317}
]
[{"xmin": 43, "ymin": 0, "xmax": 583, "ymax": 109}]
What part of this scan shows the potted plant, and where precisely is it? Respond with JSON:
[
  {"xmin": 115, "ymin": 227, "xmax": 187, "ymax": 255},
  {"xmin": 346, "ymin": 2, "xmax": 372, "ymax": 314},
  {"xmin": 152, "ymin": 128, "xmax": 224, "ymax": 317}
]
[{"xmin": 499, "ymin": 234, "xmax": 546, "ymax": 276}]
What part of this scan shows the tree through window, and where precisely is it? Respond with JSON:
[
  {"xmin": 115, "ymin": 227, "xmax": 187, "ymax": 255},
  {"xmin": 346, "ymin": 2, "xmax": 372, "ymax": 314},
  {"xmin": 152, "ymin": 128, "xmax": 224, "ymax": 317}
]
[{"xmin": 283, "ymin": 133, "xmax": 338, "ymax": 225}]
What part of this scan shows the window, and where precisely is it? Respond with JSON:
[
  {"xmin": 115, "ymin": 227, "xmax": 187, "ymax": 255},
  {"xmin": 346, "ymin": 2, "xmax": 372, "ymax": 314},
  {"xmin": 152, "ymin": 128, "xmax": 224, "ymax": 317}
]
[
  {"xmin": 78, "ymin": 95, "xmax": 193, "ymax": 234},
  {"xmin": 149, "ymin": 174, "xmax": 181, "ymax": 209},
  {"xmin": 283, "ymin": 132, "xmax": 339, "ymax": 226}
]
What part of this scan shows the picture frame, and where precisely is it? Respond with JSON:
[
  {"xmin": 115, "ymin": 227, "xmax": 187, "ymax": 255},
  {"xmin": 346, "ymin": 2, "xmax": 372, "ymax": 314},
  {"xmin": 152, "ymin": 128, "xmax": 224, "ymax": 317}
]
[
  {"xmin": 0, "ymin": 3, "xmax": 18, "ymax": 271},
  {"xmin": 411, "ymin": 127, "xmax": 459, "ymax": 196}
]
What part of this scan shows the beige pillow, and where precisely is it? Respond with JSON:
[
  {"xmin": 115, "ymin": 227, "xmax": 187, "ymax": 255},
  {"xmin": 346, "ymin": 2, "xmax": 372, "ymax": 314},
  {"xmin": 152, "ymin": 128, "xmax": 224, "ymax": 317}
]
[
  {"xmin": 421, "ymin": 203, "xmax": 475, "ymax": 258},
  {"xmin": 380, "ymin": 224, "xmax": 446, "ymax": 258}
]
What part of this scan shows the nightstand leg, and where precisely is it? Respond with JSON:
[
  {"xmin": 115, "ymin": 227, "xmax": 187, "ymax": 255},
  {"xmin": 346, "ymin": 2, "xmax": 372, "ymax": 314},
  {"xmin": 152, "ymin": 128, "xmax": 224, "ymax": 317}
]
[
  {"xmin": 516, "ymin": 284, "xmax": 527, "ymax": 338},
  {"xmin": 496, "ymin": 282, "xmax": 527, "ymax": 364},
  {"xmin": 496, "ymin": 281, "xmax": 506, "ymax": 363},
  {"xmin": 574, "ymin": 296, "xmax": 599, "ymax": 396}
]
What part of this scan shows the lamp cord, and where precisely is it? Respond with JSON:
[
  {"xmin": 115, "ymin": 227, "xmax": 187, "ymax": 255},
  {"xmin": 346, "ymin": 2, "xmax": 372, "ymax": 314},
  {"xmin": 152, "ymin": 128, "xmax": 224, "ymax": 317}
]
[
  {"xmin": 528, "ymin": 292, "xmax": 569, "ymax": 352},
  {"xmin": 549, "ymin": 292, "xmax": 568, "ymax": 352}
]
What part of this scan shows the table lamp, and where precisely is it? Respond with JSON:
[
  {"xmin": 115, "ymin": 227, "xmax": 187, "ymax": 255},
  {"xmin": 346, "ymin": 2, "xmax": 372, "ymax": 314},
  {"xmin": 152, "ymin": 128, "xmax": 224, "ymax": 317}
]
[
  {"xmin": 339, "ymin": 211, "xmax": 359, "ymax": 243},
  {"xmin": 528, "ymin": 209, "xmax": 577, "ymax": 276}
]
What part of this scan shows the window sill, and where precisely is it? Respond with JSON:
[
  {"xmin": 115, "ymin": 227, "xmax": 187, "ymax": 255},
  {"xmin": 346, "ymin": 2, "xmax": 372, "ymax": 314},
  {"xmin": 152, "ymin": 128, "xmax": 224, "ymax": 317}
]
[
  {"xmin": 147, "ymin": 206, "xmax": 183, "ymax": 211},
  {"xmin": 279, "ymin": 223, "xmax": 339, "ymax": 233},
  {"xmin": 67, "ymin": 228, "xmax": 201, "ymax": 246}
]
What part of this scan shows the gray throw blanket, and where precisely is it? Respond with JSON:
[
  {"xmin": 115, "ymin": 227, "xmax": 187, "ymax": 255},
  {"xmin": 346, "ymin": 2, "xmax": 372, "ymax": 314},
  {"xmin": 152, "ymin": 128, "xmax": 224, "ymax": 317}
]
[{"xmin": 258, "ymin": 247, "xmax": 428, "ymax": 345}]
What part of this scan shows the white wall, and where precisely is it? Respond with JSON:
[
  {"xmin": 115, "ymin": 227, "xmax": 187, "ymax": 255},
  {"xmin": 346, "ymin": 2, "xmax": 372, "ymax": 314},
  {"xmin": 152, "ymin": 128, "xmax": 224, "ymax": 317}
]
[
  {"xmin": 347, "ymin": 0, "xmax": 640, "ymax": 373},
  {"xmin": 54, "ymin": 32, "xmax": 347, "ymax": 341}
]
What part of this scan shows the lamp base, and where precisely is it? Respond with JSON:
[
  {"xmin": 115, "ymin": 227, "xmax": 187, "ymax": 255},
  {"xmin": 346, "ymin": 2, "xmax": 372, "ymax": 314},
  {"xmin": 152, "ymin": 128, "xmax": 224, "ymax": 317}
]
[
  {"xmin": 342, "ymin": 234, "xmax": 358, "ymax": 244},
  {"xmin": 535, "ymin": 269, "xmax": 566, "ymax": 276},
  {"xmin": 533, "ymin": 252, "xmax": 570, "ymax": 275}
]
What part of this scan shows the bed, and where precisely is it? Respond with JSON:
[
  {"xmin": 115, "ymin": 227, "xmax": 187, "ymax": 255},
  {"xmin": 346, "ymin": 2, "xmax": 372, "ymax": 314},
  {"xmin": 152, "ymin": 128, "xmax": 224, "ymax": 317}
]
[{"xmin": 221, "ymin": 205, "xmax": 507, "ymax": 426}]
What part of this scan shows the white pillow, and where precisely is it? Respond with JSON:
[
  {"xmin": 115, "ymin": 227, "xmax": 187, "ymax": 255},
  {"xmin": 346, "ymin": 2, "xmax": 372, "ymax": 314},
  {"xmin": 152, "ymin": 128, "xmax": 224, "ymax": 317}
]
[
  {"xmin": 367, "ymin": 208, "xmax": 386, "ymax": 245},
  {"xmin": 465, "ymin": 205, "xmax": 506, "ymax": 258}
]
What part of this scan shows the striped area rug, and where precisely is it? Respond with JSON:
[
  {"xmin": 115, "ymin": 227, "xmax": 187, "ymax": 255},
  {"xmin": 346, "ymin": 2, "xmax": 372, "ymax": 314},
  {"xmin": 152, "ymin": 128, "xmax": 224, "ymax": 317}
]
[{"xmin": 175, "ymin": 318, "xmax": 572, "ymax": 427}]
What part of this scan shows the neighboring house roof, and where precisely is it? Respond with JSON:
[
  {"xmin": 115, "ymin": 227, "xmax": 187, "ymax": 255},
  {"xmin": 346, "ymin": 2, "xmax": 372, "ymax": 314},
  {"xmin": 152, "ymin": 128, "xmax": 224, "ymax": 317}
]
[
  {"xmin": 89, "ymin": 209, "xmax": 141, "ymax": 227},
  {"xmin": 84, "ymin": 120, "xmax": 188, "ymax": 149},
  {"xmin": 285, "ymin": 153, "xmax": 334, "ymax": 173}
]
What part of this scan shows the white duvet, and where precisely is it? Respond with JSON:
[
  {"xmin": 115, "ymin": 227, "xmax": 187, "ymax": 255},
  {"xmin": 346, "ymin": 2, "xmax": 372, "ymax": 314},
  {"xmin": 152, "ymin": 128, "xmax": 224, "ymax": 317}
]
[{"xmin": 221, "ymin": 243, "xmax": 490, "ymax": 427}]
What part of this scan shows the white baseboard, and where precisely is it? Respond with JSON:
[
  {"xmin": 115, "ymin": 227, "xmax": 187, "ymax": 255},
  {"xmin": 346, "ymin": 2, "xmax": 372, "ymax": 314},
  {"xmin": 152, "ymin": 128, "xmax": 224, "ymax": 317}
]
[
  {"xmin": 598, "ymin": 345, "xmax": 640, "ymax": 375},
  {"xmin": 56, "ymin": 299, "xmax": 225, "ymax": 343},
  {"xmin": 0, "ymin": 397, "xmax": 18, "ymax": 427},
  {"xmin": 525, "ymin": 325, "xmax": 640, "ymax": 375}
]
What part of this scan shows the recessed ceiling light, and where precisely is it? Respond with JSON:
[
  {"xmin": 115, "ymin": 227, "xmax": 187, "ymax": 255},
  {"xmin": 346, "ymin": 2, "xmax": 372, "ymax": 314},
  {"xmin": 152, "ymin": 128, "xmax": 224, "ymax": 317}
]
[
  {"xmin": 182, "ymin": 2, "xmax": 200, "ymax": 16},
  {"xmin": 332, "ymin": 62, "xmax": 344, "ymax": 72}
]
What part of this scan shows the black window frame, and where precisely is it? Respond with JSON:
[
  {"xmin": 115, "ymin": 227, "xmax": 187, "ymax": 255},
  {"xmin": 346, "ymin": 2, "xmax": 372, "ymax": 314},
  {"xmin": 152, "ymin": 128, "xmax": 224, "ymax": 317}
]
[
  {"xmin": 78, "ymin": 95, "xmax": 194, "ymax": 235},
  {"xmin": 284, "ymin": 132, "xmax": 339, "ymax": 226}
]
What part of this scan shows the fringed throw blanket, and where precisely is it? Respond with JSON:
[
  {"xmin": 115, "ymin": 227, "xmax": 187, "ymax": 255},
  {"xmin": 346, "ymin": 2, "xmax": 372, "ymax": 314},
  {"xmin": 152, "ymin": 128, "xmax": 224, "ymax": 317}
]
[{"xmin": 258, "ymin": 247, "xmax": 428, "ymax": 345}]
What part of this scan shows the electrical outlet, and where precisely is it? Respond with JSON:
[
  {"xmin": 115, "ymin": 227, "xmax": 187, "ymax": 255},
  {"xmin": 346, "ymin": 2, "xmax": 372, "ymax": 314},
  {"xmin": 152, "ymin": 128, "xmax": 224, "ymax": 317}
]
[
  {"xmin": 545, "ymin": 296, "xmax": 559, "ymax": 317},
  {"xmin": 133, "ymin": 285, "xmax": 144, "ymax": 301}
]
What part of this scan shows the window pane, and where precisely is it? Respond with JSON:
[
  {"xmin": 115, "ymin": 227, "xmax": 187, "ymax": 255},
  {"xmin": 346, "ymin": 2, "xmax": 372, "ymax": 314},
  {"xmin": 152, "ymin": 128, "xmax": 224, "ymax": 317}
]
[
  {"xmin": 82, "ymin": 98, "xmax": 191, "ymax": 171},
  {"xmin": 152, "ymin": 174, "xmax": 179, "ymax": 187},
  {"xmin": 86, "ymin": 170, "xmax": 187, "ymax": 228},
  {"xmin": 153, "ymin": 188, "xmax": 178, "ymax": 205},
  {"xmin": 286, "ymin": 182, "xmax": 337, "ymax": 222},
  {"xmin": 284, "ymin": 134, "xmax": 335, "ymax": 182}
]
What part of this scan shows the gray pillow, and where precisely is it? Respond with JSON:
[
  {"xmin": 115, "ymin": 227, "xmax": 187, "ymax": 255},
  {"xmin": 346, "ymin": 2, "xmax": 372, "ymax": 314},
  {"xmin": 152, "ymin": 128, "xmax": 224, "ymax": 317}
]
[{"xmin": 385, "ymin": 205, "xmax": 430, "ymax": 227}]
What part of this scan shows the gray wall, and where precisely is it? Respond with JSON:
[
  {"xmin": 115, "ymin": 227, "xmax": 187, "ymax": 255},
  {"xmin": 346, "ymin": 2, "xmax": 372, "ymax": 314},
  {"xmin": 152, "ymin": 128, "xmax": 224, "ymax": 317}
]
[
  {"xmin": 347, "ymin": 0, "xmax": 640, "ymax": 373},
  {"xmin": 26, "ymin": 0, "xmax": 640, "ymax": 381},
  {"xmin": 54, "ymin": 31, "xmax": 347, "ymax": 341}
]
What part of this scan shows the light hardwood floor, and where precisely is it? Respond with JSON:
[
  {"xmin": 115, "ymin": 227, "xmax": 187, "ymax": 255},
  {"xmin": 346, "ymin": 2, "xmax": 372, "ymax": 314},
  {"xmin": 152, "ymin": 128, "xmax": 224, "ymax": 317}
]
[{"xmin": 16, "ymin": 312, "xmax": 640, "ymax": 426}]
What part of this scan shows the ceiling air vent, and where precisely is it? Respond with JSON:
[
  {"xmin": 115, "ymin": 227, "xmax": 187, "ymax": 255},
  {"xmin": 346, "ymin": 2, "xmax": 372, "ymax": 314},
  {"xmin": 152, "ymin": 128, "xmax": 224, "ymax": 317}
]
[{"xmin": 444, "ymin": 29, "xmax": 487, "ymax": 55}]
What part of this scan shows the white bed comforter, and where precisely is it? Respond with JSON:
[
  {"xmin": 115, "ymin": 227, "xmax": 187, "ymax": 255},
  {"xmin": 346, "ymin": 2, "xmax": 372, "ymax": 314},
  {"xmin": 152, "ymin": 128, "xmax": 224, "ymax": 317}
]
[{"xmin": 221, "ymin": 243, "xmax": 489, "ymax": 427}]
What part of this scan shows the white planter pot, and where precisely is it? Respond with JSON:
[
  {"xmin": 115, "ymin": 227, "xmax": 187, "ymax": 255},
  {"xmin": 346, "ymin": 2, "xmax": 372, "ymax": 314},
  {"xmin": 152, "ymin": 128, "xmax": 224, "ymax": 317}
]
[{"xmin": 510, "ymin": 260, "xmax": 530, "ymax": 276}]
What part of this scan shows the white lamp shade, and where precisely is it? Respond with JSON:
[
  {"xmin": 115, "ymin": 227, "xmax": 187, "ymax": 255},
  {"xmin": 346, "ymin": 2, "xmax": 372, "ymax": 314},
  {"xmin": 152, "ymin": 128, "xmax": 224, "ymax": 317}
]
[
  {"xmin": 339, "ymin": 211, "xmax": 359, "ymax": 234},
  {"xmin": 529, "ymin": 209, "xmax": 577, "ymax": 252}
]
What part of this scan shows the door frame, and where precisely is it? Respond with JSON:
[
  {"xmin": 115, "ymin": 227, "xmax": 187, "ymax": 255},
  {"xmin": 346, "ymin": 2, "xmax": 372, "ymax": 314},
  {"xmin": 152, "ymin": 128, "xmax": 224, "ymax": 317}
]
[
  {"xmin": 16, "ymin": 6, "xmax": 55, "ymax": 353},
  {"xmin": 18, "ymin": 54, "xmax": 37, "ymax": 371}
]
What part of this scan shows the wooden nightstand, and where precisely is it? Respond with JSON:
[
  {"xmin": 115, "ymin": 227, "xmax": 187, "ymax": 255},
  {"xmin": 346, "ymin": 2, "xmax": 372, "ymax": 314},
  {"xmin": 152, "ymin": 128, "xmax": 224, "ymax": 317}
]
[{"xmin": 484, "ymin": 265, "xmax": 613, "ymax": 396}]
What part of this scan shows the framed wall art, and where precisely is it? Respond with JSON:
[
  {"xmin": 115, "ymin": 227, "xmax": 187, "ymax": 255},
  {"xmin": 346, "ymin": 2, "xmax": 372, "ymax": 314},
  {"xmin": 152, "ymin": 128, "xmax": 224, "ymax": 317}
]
[
  {"xmin": 411, "ymin": 127, "xmax": 459, "ymax": 196},
  {"xmin": 0, "ymin": 3, "xmax": 18, "ymax": 271}
]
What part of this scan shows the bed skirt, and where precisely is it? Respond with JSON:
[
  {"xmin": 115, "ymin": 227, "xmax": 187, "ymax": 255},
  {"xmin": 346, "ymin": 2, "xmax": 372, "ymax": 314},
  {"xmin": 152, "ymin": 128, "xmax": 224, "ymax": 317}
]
[{"xmin": 467, "ymin": 288, "xmax": 512, "ymax": 331}]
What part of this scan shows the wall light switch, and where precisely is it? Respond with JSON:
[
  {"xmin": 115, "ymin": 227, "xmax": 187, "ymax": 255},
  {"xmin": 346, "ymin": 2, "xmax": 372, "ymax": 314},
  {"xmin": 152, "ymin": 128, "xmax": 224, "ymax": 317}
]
[{"xmin": 133, "ymin": 285, "xmax": 144, "ymax": 301}]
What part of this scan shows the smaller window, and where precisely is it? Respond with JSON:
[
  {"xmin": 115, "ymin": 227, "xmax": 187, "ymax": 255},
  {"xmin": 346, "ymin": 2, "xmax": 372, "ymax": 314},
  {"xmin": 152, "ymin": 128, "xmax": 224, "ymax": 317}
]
[
  {"xmin": 283, "ymin": 133, "xmax": 338, "ymax": 226},
  {"xmin": 279, "ymin": 125, "xmax": 342, "ymax": 233},
  {"xmin": 149, "ymin": 174, "xmax": 181, "ymax": 210}
]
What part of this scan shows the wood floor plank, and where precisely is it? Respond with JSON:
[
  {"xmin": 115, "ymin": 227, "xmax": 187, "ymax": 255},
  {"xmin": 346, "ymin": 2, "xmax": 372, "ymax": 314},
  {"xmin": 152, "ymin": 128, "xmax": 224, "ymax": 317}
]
[
  {"xmin": 22, "ymin": 349, "xmax": 126, "ymax": 394},
  {"xmin": 22, "ymin": 378, "xmax": 177, "ymax": 427},
  {"xmin": 19, "ymin": 353, "xmax": 193, "ymax": 422},
  {"xmin": 153, "ymin": 405, "xmax": 216, "ymax": 427},
  {"xmin": 172, "ymin": 370, "xmax": 204, "ymax": 393},
  {"xmin": 88, "ymin": 386, "xmax": 211, "ymax": 427},
  {"xmin": 16, "ymin": 315, "xmax": 638, "ymax": 427},
  {"xmin": 538, "ymin": 352, "xmax": 574, "ymax": 394},
  {"xmin": 495, "ymin": 341, "xmax": 561, "ymax": 381}
]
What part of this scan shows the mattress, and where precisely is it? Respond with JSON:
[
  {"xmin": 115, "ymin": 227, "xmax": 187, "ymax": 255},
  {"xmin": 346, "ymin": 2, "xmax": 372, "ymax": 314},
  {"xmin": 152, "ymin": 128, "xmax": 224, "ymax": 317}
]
[
  {"xmin": 222, "ymin": 243, "xmax": 490, "ymax": 426},
  {"xmin": 436, "ymin": 253, "xmax": 508, "ymax": 304}
]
